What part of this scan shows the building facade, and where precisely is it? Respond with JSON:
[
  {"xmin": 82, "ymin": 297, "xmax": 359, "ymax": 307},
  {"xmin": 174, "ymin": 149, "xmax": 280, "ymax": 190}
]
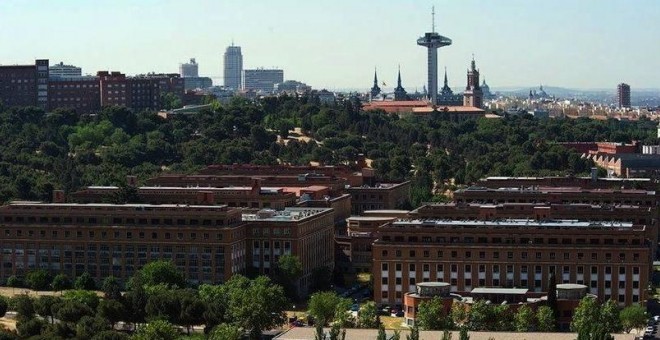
[
  {"xmin": 48, "ymin": 76, "xmax": 101, "ymax": 114},
  {"xmin": 242, "ymin": 69, "xmax": 284, "ymax": 94},
  {"xmin": 49, "ymin": 62, "xmax": 82, "ymax": 78},
  {"xmin": 223, "ymin": 45, "xmax": 243, "ymax": 91},
  {"xmin": 179, "ymin": 58, "xmax": 199, "ymax": 78},
  {"xmin": 0, "ymin": 59, "xmax": 49, "ymax": 109},
  {"xmin": 463, "ymin": 57, "xmax": 483, "ymax": 108},
  {"xmin": 347, "ymin": 181, "xmax": 411, "ymax": 214},
  {"xmin": 373, "ymin": 218, "xmax": 650, "ymax": 307},
  {"xmin": 617, "ymin": 83, "xmax": 631, "ymax": 108}
]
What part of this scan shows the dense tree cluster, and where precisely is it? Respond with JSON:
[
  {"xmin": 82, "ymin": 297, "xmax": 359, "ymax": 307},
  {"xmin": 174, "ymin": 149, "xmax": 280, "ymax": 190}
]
[
  {"xmin": 0, "ymin": 97, "xmax": 656, "ymax": 207},
  {"xmin": 0, "ymin": 260, "xmax": 290, "ymax": 340}
]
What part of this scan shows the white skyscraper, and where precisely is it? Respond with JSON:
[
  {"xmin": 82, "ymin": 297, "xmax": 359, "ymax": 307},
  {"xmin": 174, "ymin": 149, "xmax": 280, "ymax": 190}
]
[
  {"xmin": 223, "ymin": 44, "xmax": 243, "ymax": 90},
  {"xmin": 242, "ymin": 69, "xmax": 284, "ymax": 93},
  {"xmin": 179, "ymin": 58, "xmax": 199, "ymax": 78}
]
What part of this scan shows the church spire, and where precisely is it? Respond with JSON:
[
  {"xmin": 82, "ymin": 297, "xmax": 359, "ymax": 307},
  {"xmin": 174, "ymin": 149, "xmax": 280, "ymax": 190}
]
[
  {"xmin": 443, "ymin": 67, "xmax": 448, "ymax": 87},
  {"xmin": 370, "ymin": 67, "xmax": 381, "ymax": 98},
  {"xmin": 393, "ymin": 65, "xmax": 407, "ymax": 101},
  {"xmin": 397, "ymin": 65, "xmax": 402, "ymax": 88},
  {"xmin": 471, "ymin": 53, "xmax": 476, "ymax": 71}
]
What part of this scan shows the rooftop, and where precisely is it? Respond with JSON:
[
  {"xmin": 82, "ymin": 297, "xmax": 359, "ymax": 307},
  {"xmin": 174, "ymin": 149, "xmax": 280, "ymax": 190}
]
[
  {"xmin": 471, "ymin": 287, "xmax": 528, "ymax": 295},
  {"xmin": 241, "ymin": 207, "xmax": 332, "ymax": 222},
  {"xmin": 391, "ymin": 218, "xmax": 634, "ymax": 229},
  {"xmin": 6, "ymin": 201, "xmax": 227, "ymax": 210},
  {"xmin": 459, "ymin": 186, "xmax": 655, "ymax": 195}
]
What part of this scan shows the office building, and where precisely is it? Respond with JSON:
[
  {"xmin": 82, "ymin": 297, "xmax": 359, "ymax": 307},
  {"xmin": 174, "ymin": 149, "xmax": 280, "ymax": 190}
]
[
  {"xmin": 347, "ymin": 182, "xmax": 411, "ymax": 215},
  {"xmin": 0, "ymin": 59, "xmax": 49, "ymax": 109},
  {"xmin": 48, "ymin": 76, "xmax": 101, "ymax": 114},
  {"xmin": 417, "ymin": 7, "xmax": 452, "ymax": 104},
  {"xmin": 373, "ymin": 218, "xmax": 650, "ymax": 307},
  {"xmin": 49, "ymin": 62, "xmax": 82, "ymax": 78},
  {"xmin": 242, "ymin": 69, "xmax": 284, "ymax": 93},
  {"xmin": 179, "ymin": 58, "xmax": 199, "ymax": 78},
  {"xmin": 184, "ymin": 77, "xmax": 213, "ymax": 90},
  {"xmin": 617, "ymin": 83, "xmax": 631, "ymax": 108},
  {"xmin": 223, "ymin": 44, "xmax": 243, "ymax": 90}
]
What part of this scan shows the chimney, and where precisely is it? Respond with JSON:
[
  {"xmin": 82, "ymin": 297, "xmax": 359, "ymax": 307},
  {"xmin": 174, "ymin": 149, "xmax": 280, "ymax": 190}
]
[
  {"xmin": 52, "ymin": 190, "xmax": 65, "ymax": 203},
  {"xmin": 127, "ymin": 175, "xmax": 138, "ymax": 187}
]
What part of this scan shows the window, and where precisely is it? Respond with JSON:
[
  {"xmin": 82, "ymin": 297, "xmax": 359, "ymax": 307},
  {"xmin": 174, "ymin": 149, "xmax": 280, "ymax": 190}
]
[
  {"xmin": 382, "ymin": 250, "xmax": 388, "ymax": 257},
  {"xmin": 382, "ymin": 277, "xmax": 388, "ymax": 284},
  {"xmin": 409, "ymin": 264, "xmax": 416, "ymax": 272},
  {"xmin": 437, "ymin": 251, "xmax": 443, "ymax": 258},
  {"xmin": 409, "ymin": 250, "xmax": 415, "ymax": 258},
  {"xmin": 395, "ymin": 263, "xmax": 402, "ymax": 271},
  {"xmin": 436, "ymin": 264, "xmax": 443, "ymax": 272}
]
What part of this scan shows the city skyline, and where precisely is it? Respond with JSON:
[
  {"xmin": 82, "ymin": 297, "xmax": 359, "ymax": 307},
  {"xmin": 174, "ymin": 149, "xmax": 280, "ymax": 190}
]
[{"xmin": 0, "ymin": 0, "xmax": 659, "ymax": 90}]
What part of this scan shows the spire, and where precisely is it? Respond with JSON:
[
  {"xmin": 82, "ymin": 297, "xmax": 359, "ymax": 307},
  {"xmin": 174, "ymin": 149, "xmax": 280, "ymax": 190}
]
[
  {"xmin": 397, "ymin": 65, "xmax": 402, "ymax": 88},
  {"xmin": 370, "ymin": 67, "xmax": 381, "ymax": 98},
  {"xmin": 431, "ymin": 6, "xmax": 436, "ymax": 33},
  {"xmin": 444, "ymin": 67, "xmax": 448, "ymax": 87},
  {"xmin": 373, "ymin": 67, "xmax": 378, "ymax": 86},
  {"xmin": 471, "ymin": 54, "xmax": 476, "ymax": 71}
]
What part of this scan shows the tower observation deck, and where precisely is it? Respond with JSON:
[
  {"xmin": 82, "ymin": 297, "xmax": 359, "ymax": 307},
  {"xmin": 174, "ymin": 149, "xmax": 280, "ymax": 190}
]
[{"xmin": 417, "ymin": 7, "xmax": 452, "ymax": 105}]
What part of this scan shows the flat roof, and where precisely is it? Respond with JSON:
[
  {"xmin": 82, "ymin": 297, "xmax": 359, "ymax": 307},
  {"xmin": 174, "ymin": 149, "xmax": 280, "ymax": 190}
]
[
  {"xmin": 7, "ymin": 202, "xmax": 227, "ymax": 209},
  {"xmin": 471, "ymin": 287, "xmax": 528, "ymax": 295},
  {"xmin": 484, "ymin": 176, "xmax": 652, "ymax": 182},
  {"xmin": 392, "ymin": 218, "xmax": 634, "ymax": 229},
  {"xmin": 241, "ymin": 207, "xmax": 332, "ymax": 222},
  {"xmin": 460, "ymin": 186, "xmax": 655, "ymax": 195}
]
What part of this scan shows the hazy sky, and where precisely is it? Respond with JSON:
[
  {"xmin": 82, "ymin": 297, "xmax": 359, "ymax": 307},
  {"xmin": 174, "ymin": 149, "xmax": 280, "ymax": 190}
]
[{"xmin": 1, "ymin": 0, "xmax": 658, "ymax": 91}]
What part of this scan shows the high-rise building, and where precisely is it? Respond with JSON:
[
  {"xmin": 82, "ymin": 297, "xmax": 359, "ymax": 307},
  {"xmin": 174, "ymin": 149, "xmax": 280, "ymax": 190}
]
[
  {"xmin": 49, "ymin": 62, "xmax": 82, "ymax": 78},
  {"xmin": 223, "ymin": 44, "xmax": 243, "ymax": 90},
  {"xmin": 179, "ymin": 58, "xmax": 199, "ymax": 78},
  {"xmin": 417, "ymin": 7, "xmax": 452, "ymax": 105},
  {"xmin": 242, "ymin": 69, "xmax": 283, "ymax": 93},
  {"xmin": 463, "ymin": 57, "xmax": 483, "ymax": 108},
  {"xmin": 618, "ymin": 83, "xmax": 631, "ymax": 108}
]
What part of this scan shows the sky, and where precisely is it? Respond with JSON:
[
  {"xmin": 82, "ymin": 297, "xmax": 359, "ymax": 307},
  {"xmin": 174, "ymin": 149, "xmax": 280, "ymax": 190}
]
[{"xmin": 0, "ymin": 0, "xmax": 659, "ymax": 91}]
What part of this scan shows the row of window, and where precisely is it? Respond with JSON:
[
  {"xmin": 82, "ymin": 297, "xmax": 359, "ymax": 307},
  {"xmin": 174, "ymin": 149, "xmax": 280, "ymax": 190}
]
[
  {"xmin": 3, "ymin": 229, "xmax": 226, "ymax": 241},
  {"xmin": 381, "ymin": 235, "xmax": 642, "ymax": 246},
  {"xmin": 381, "ymin": 263, "xmax": 642, "ymax": 277},
  {"xmin": 3, "ymin": 215, "xmax": 234, "ymax": 226},
  {"xmin": 381, "ymin": 249, "xmax": 642, "ymax": 262}
]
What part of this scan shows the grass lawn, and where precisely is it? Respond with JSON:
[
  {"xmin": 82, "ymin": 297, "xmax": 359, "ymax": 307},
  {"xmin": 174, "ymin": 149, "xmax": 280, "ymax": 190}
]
[{"xmin": 381, "ymin": 316, "xmax": 408, "ymax": 330}]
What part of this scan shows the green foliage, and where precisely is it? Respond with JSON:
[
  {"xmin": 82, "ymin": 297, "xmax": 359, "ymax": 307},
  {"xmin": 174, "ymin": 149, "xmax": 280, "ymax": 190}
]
[
  {"xmin": 458, "ymin": 326, "xmax": 470, "ymax": 340},
  {"xmin": 390, "ymin": 329, "xmax": 401, "ymax": 340},
  {"xmin": 513, "ymin": 304, "xmax": 534, "ymax": 332},
  {"xmin": 619, "ymin": 304, "xmax": 647, "ymax": 333},
  {"xmin": 11, "ymin": 294, "xmax": 35, "ymax": 321},
  {"xmin": 132, "ymin": 260, "xmax": 185, "ymax": 290},
  {"xmin": 97, "ymin": 299, "xmax": 126, "ymax": 328},
  {"xmin": 546, "ymin": 272, "xmax": 558, "ymax": 330},
  {"xmin": 357, "ymin": 301, "xmax": 379, "ymax": 328},
  {"xmin": 75, "ymin": 315, "xmax": 111, "ymax": 339},
  {"xmin": 0, "ymin": 296, "xmax": 7, "ymax": 318},
  {"xmin": 102, "ymin": 276, "xmax": 123, "ymax": 300},
  {"xmin": 6, "ymin": 275, "xmax": 21, "ymax": 288},
  {"xmin": 51, "ymin": 273, "xmax": 71, "ymax": 292},
  {"xmin": 25, "ymin": 269, "xmax": 50, "ymax": 291},
  {"xmin": 441, "ymin": 330, "xmax": 452, "ymax": 340},
  {"xmin": 16, "ymin": 317, "xmax": 46, "ymax": 337},
  {"xmin": 92, "ymin": 330, "xmax": 131, "ymax": 340},
  {"xmin": 34, "ymin": 295, "xmax": 61, "ymax": 324},
  {"xmin": 406, "ymin": 323, "xmax": 419, "ymax": 340},
  {"xmin": 376, "ymin": 323, "xmax": 387, "ymax": 340},
  {"xmin": 274, "ymin": 254, "xmax": 303, "ymax": 300},
  {"xmin": 223, "ymin": 275, "xmax": 287, "ymax": 340},
  {"xmin": 465, "ymin": 300, "xmax": 513, "ymax": 331},
  {"xmin": 131, "ymin": 319, "xmax": 179, "ymax": 340},
  {"xmin": 308, "ymin": 291, "xmax": 351, "ymax": 326},
  {"xmin": 416, "ymin": 296, "xmax": 453, "ymax": 330},
  {"xmin": 54, "ymin": 300, "xmax": 95, "ymax": 323},
  {"xmin": 209, "ymin": 323, "xmax": 242, "ymax": 340},
  {"xmin": 74, "ymin": 272, "xmax": 97, "ymax": 290},
  {"xmin": 535, "ymin": 306, "xmax": 556, "ymax": 332},
  {"xmin": 571, "ymin": 297, "xmax": 620, "ymax": 338},
  {"xmin": 62, "ymin": 289, "xmax": 100, "ymax": 310}
]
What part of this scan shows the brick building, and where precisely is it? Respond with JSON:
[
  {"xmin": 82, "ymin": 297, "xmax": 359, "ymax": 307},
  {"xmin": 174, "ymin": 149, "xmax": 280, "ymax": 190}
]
[
  {"xmin": 373, "ymin": 218, "xmax": 650, "ymax": 307},
  {"xmin": 48, "ymin": 76, "xmax": 101, "ymax": 113},
  {"xmin": 0, "ymin": 59, "xmax": 49, "ymax": 109},
  {"xmin": 347, "ymin": 181, "xmax": 411, "ymax": 214}
]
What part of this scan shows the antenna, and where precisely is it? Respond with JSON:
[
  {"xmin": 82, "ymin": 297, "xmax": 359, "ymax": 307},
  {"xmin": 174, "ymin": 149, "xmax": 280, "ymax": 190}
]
[{"xmin": 431, "ymin": 6, "xmax": 436, "ymax": 33}]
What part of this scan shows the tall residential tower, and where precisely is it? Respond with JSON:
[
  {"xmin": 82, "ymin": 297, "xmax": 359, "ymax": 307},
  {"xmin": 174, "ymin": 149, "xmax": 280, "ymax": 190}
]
[
  {"xmin": 417, "ymin": 7, "xmax": 452, "ymax": 105},
  {"xmin": 223, "ymin": 44, "xmax": 243, "ymax": 91},
  {"xmin": 617, "ymin": 83, "xmax": 631, "ymax": 108}
]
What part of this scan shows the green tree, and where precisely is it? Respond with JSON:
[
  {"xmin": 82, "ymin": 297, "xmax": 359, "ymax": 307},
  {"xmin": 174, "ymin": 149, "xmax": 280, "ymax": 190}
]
[
  {"xmin": 145, "ymin": 289, "xmax": 181, "ymax": 323},
  {"xmin": 102, "ymin": 276, "xmax": 123, "ymax": 300},
  {"xmin": 131, "ymin": 319, "xmax": 178, "ymax": 340},
  {"xmin": 6, "ymin": 275, "xmax": 22, "ymax": 291},
  {"xmin": 92, "ymin": 330, "xmax": 130, "ymax": 340},
  {"xmin": 198, "ymin": 284, "xmax": 227, "ymax": 333},
  {"xmin": 450, "ymin": 303, "xmax": 468, "ymax": 326},
  {"xmin": 0, "ymin": 297, "xmax": 7, "ymax": 318},
  {"xmin": 535, "ymin": 306, "xmax": 556, "ymax": 332},
  {"xmin": 75, "ymin": 315, "xmax": 111, "ymax": 339},
  {"xmin": 390, "ymin": 329, "xmax": 401, "ymax": 340},
  {"xmin": 619, "ymin": 304, "xmax": 647, "ymax": 333},
  {"xmin": 132, "ymin": 260, "xmax": 185, "ymax": 290},
  {"xmin": 209, "ymin": 323, "xmax": 242, "ymax": 340},
  {"xmin": 513, "ymin": 304, "xmax": 534, "ymax": 332},
  {"xmin": 25, "ymin": 269, "xmax": 50, "ymax": 291},
  {"xmin": 357, "ymin": 301, "xmax": 379, "ymax": 328},
  {"xmin": 571, "ymin": 297, "xmax": 613, "ymax": 339},
  {"xmin": 62, "ymin": 289, "xmax": 100, "ymax": 310},
  {"xmin": 600, "ymin": 299, "xmax": 622, "ymax": 333},
  {"xmin": 308, "ymin": 291, "xmax": 349, "ymax": 326},
  {"xmin": 441, "ymin": 330, "xmax": 452, "ymax": 340},
  {"xmin": 54, "ymin": 300, "xmax": 95, "ymax": 323},
  {"xmin": 329, "ymin": 322, "xmax": 346, "ymax": 340},
  {"xmin": 406, "ymin": 323, "xmax": 419, "ymax": 340},
  {"xmin": 51, "ymin": 273, "xmax": 71, "ymax": 293},
  {"xmin": 12, "ymin": 294, "xmax": 35, "ymax": 321},
  {"xmin": 274, "ymin": 254, "xmax": 303, "ymax": 300},
  {"xmin": 546, "ymin": 271, "xmax": 558, "ymax": 331},
  {"xmin": 34, "ymin": 295, "xmax": 61, "ymax": 324},
  {"xmin": 224, "ymin": 275, "xmax": 287, "ymax": 340},
  {"xmin": 74, "ymin": 272, "xmax": 97, "ymax": 290},
  {"xmin": 458, "ymin": 326, "xmax": 470, "ymax": 340},
  {"xmin": 417, "ymin": 296, "xmax": 453, "ymax": 330},
  {"xmin": 376, "ymin": 323, "xmax": 387, "ymax": 340},
  {"xmin": 16, "ymin": 318, "xmax": 46, "ymax": 338},
  {"xmin": 97, "ymin": 299, "xmax": 126, "ymax": 329},
  {"xmin": 179, "ymin": 290, "xmax": 206, "ymax": 334}
]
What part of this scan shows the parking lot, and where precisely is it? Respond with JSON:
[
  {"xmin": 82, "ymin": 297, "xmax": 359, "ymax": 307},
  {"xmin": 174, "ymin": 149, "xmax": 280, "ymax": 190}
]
[{"xmin": 641, "ymin": 315, "xmax": 660, "ymax": 339}]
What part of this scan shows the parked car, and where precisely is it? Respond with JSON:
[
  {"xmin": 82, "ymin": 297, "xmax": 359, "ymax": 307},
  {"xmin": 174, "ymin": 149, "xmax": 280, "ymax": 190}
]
[{"xmin": 351, "ymin": 304, "xmax": 360, "ymax": 312}]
